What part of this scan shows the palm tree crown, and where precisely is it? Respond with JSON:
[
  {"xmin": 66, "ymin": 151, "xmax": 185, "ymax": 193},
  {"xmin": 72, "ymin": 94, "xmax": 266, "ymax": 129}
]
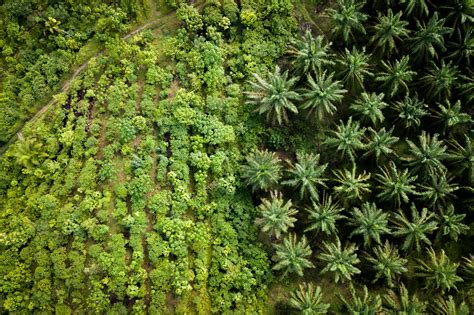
[
  {"xmin": 383, "ymin": 284, "xmax": 427, "ymax": 314},
  {"xmin": 272, "ymin": 233, "xmax": 315, "ymax": 277},
  {"xmin": 366, "ymin": 241, "xmax": 408, "ymax": 287},
  {"xmin": 411, "ymin": 12, "xmax": 451, "ymax": 61},
  {"xmin": 289, "ymin": 283, "xmax": 330, "ymax": 314},
  {"xmin": 371, "ymin": 9, "xmax": 410, "ymax": 55},
  {"xmin": 326, "ymin": 0, "xmax": 368, "ymax": 42},
  {"xmin": 305, "ymin": 194, "xmax": 346, "ymax": 236},
  {"xmin": 437, "ymin": 204, "xmax": 469, "ymax": 242},
  {"xmin": 350, "ymin": 92, "xmax": 388, "ymax": 125},
  {"xmin": 433, "ymin": 99, "xmax": 471, "ymax": 131},
  {"xmin": 418, "ymin": 170, "xmax": 459, "ymax": 208},
  {"xmin": 246, "ymin": 66, "xmax": 301, "ymax": 125},
  {"xmin": 324, "ymin": 117, "xmax": 366, "ymax": 161},
  {"xmin": 339, "ymin": 284, "xmax": 383, "ymax": 314},
  {"xmin": 376, "ymin": 161, "xmax": 417, "ymax": 206},
  {"xmin": 333, "ymin": 165, "xmax": 371, "ymax": 202},
  {"xmin": 405, "ymin": 131, "xmax": 449, "ymax": 178},
  {"xmin": 319, "ymin": 238, "xmax": 361, "ymax": 283},
  {"xmin": 363, "ymin": 127, "xmax": 399, "ymax": 163},
  {"xmin": 349, "ymin": 202, "xmax": 391, "ymax": 247},
  {"xmin": 241, "ymin": 149, "xmax": 281, "ymax": 191},
  {"xmin": 447, "ymin": 135, "xmax": 473, "ymax": 184},
  {"xmin": 256, "ymin": 191, "xmax": 298, "ymax": 239},
  {"xmin": 375, "ymin": 56, "xmax": 416, "ymax": 97},
  {"xmin": 420, "ymin": 61, "xmax": 458, "ymax": 101},
  {"xmin": 338, "ymin": 46, "xmax": 372, "ymax": 91},
  {"xmin": 393, "ymin": 94, "xmax": 428, "ymax": 130},
  {"xmin": 417, "ymin": 248, "xmax": 463, "ymax": 292}
]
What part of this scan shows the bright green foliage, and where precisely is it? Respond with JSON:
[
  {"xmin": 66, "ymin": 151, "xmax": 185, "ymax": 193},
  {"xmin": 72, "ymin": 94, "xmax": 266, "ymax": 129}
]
[
  {"xmin": 366, "ymin": 241, "xmax": 408, "ymax": 287},
  {"xmin": 375, "ymin": 56, "xmax": 416, "ymax": 97},
  {"xmin": 405, "ymin": 131, "xmax": 448, "ymax": 177},
  {"xmin": 282, "ymin": 152, "xmax": 328, "ymax": 200},
  {"xmin": 363, "ymin": 127, "xmax": 399, "ymax": 162},
  {"xmin": 350, "ymin": 92, "xmax": 388, "ymax": 125},
  {"xmin": 392, "ymin": 204, "xmax": 438, "ymax": 252},
  {"xmin": 272, "ymin": 233, "xmax": 315, "ymax": 277},
  {"xmin": 376, "ymin": 162, "xmax": 417, "ymax": 206},
  {"xmin": 241, "ymin": 149, "xmax": 282, "ymax": 191},
  {"xmin": 288, "ymin": 31, "xmax": 335, "ymax": 75},
  {"xmin": 393, "ymin": 94, "xmax": 428, "ymax": 129},
  {"xmin": 319, "ymin": 238, "xmax": 361, "ymax": 283},
  {"xmin": 383, "ymin": 284, "xmax": 427, "ymax": 314},
  {"xmin": 418, "ymin": 171, "xmax": 459, "ymax": 208},
  {"xmin": 338, "ymin": 46, "xmax": 372, "ymax": 91},
  {"xmin": 324, "ymin": 117, "xmax": 366, "ymax": 161},
  {"xmin": 256, "ymin": 191, "xmax": 298, "ymax": 239},
  {"xmin": 339, "ymin": 284, "xmax": 383, "ymax": 314},
  {"xmin": 333, "ymin": 166, "xmax": 371, "ymax": 202},
  {"xmin": 371, "ymin": 9, "xmax": 410, "ymax": 55},
  {"xmin": 420, "ymin": 61, "xmax": 458, "ymax": 101},
  {"xmin": 301, "ymin": 71, "xmax": 347, "ymax": 122},
  {"xmin": 246, "ymin": 66, "xmax": 301, "ymax": 125},
  {"xmin": 411, "ymin": 12, "xmax": 452, "ymax": 61},
  {"xmin": 437, "ymin": 204, "xmax": 469, "ymax": 241},
  {"xmin": 349, "ymin": 202, "xmax": 390, "ymax": 246},
  {"xmin": 417, "ymin": 248, "xmax": 463, "ymax": 292},
  {"xmin": 326, "ymin": 0, "xmax": 368, "ymax": 42},
  {"xmin": 430, "ymin": 295, "xmax": 470, "ymax": 315},
  {"xmin": 10, "ymin": 138, "xmax": 49, "ymax": 169},
  {"xmin": 433, "ymin": 100, "xmax": 471, "ymax": 131},
  {"xmin": 305, "ymin": 194, "xmax": 346, "ymax": 236},
  {"xmin": 289, "ymin": 283, "xmax": 330, "ymax": 314}
]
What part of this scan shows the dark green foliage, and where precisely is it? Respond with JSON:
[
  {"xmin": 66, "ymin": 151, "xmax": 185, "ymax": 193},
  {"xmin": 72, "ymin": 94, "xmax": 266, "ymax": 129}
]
[
  {"xmin": 272, "ymin": 233, "xmax": 314, "ymax": 277},
  {"xmin": 241, "ymin": 149, "xmax": 282, "ymax": 191},
  {"xmin": 256, "ymin": 191, "xmax": 298, "ymax": 239}
]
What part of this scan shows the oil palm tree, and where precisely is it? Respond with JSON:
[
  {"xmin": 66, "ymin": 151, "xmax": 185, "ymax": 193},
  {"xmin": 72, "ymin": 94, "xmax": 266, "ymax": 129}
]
[
  {"xmin": 338, "ymin": 46, "xmax": 372, "ymax": 92},
  {"xmin": 417, "ymin": 248, "xmax": 463, "ymax": 292},
  {"xmin": 432, "ymin": 100, "xmax": 471, "ymax": 132},
  {"xmin": 430, "ymin": 295, "xmax": 470, "ymax": 315},
  {"xmin": 405, "ymin": 131, "xmax": 449, "ymax": 178},
  {"xmin": 305, "ymin": 194, "xmax": 346, "ymax": 236},
  {"xmin": 383, "ymin": 284, "xmax": 427, "ymax": 314},
  {"xmin": 256, "ymin": 191, "xmax": 298, "ymax": 239},
  {"xmin": 441, "ymin": 0, "xmax": 474, "ymax": 28},
  {"xmin": 241, "ymin": 149, "xmax": 282, "ymax": 191},
  {"xmin": 301, "ymin": 71, "xmax": 347, "ymax": 122},
  {"xmin": 447, "ymin": 28, "xmax": 473, "ymax": 67},
  {"xmin": 375, "ymin": 161, "xmax": 418, "ymax": 206},
  {"xmin": 375, "ymin": 56, "xmax": 416, "ymax": 98},
  {"xmin": 370, "ymin": 9, "xmax": 410, "ymax": 55},
  {"xmin": 339, "ymin": 284, "xmax": 383, "ymax": 314},
  {"xmin": 326, "ymin": 0, "xmax": 368, "ymax": 42},
  {"xmin": 272, "ymin": 233, "xmax": 315, "ymax": 277},
  {"xmin": 288, "ymin": 31, "xmax": 335, "ymax": 76},
  {"xmin": 246, "ymin": 66, "xmax": 301, "ymax": 125},
  {"xmin": 289, "ymin": 283, "xmax": 330, "ymax": 314},
  {"xmin": 400, "ymin": 0, "xmax": 430, "ymax": 16},
  {"xmin": 319, "ymin": 238, "xmax": 361, "ymax": 283},
  {"xmin": 447, "ymin": 135, "xmax": 473, "ymax": 183},
  {"xmin": 333, "ymin": 165, "xmax": 371, "ymax": 202},
  {"xmin": 350, "ymin": 92, "xmax": 388, "ymax": 125},
  {"xmin": 363, "ymin": 127, "xmax": 399, "ymax": 163},
  {"xmin": 367, "ymin": 241, "xmax": 408, "ymax": 287},
  {"xmin": 392, "ymin": 204, "xmax": 438, "ymax": 252},
  {"xmin": 393, "ymin": 94, "xmax": 429, "ymax": 130},
  {"xmin": 436, "ymin": 204, "xmax": 469, "ymax": 242},
  {"xmin": 411, "ymin": 12, "xmax": 451, "ymax": 61},
  {"xmin": 282, "ymin": 153, "xmax": 328, "ymax": 201},
  {"xmin": 349, "ymin": 202, "xmax": 391, "ymax": 247},
  {"xmin": 420, "ymin": 61, "xmax": 459, "ymax": 101},
  {"xmin": 418, "ymin": 170, "xmax": 459, "ymax": 208},
  {"xmin": 324, "ymin": 117, "xmax": 366, "ymax": 161}
]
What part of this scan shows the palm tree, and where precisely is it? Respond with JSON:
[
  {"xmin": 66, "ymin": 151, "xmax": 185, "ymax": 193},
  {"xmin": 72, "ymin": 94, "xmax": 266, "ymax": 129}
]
[
  {"xmin": 272, "ymin": 233, "xmax": 315, "ymax": 277},
  {"xmin": 246, "ymin": 66, "xmax": 301, "ymax": 125},
  {"xmin": 420, "ymin": 61, "xmax": 458, "ymax": 101},
  {"xmin": 447, "ymin": 135, "xmax": 473, "ymax": 183},
  {"xmin": 339, "ymin": 284, "xmax": 383, "ymax": 314},
  {"xmin": 383, "ymin": 284, "xmax": 427, "ymax": 314},
  {"xmin": 366, "ymin": 241, "xmax": 408, "ymax": 287},
  {"xmin": 241, "ymin": 149, "xmax": 282, "ymax": 191},
  {"xmin": 375, "ymin": 56, "xmax": 416, "ymax": 98},
  {"xmin": 324, "ymin": 117, "xmax": 366, "ymax": 161},
  {"xmin": 363, "ymin": 128, "xmax": 399, "ymax": 163},
  {"xmin": 442, "ymin": 0, "xmax": 474, "ymax": 28},
  {"xmin": 12, "ymin": 138, "xmax": 49, "ymax": 169},
  {"xmin": 349, "ymin": 202, "xmax": 391, "ymax": 247},
  {"xmin": 333, "ymin": 165, "xmax": 371, "ymax": 202},
  {"xmin": 400, "ymin": 0, "xmax": 430, "ymax": 16},
  {"xmin": 405, "ymin": 131, "xmax": 449, "ymax": 178},
  {"xmin": 338, "ymin": 46, "xmax": 372, "ymax": 91},
  {"xmin": 282, "ymin": 153, "xmax": 328, "ymax": 201},
  {"xmin": 301, "ymin": 71, "xmax": 347, "ymax": 122},
  {"xmin": 326, "ymin": 0, "xmax": 368, "ymax": 42},
  {"xmin": 305, "ymin": 194, "xmax": 346, "ymax": 236},
  {"xmin": 461, "ymin": 255, "xmax": 474, "ymax": 285},
  {"xmin": 447, "ymin": 28, "xmax": 473, "ymax": 67},
  {"xmin": 418, "ymin": 171, "xmax": 459, "ymax": 208},
  {"xmin": 417, "ymin": 248, "xmax": 463, "ymax": 292},
  {"xmin": 392, "ymin": 204, "xmax": 438, "ymax": 252},
  {"xmin": 256, "ymin": 191, "xmax": 298, "ymax": 239},
  {"xmin": 288, "ymin": 31, "xmax": 335, "ymax": 76},
  {"xmin": 430, "ymin": 295, "xmax": 470, "ymax": 315},
  {"xmin": 375, "ymin": 161, "xmax": 417, "ymax": 206},
  {"xmin": 410, "ymin": 12, "xmax": 451, "ymax": 61},
  {"xmin": 432, "ymin": 100, "xmax": 471, "ymax": 132},
  {"xmin": 350, "ymin": 92, "xmax": 388, "ymax": 125},
  {"xmin": 319, "ymin": 238, "xmax": 361, "ymax": 283},
  {"xmin": 436, "ymin": 204, "xmax": 469, "ymax": 242},
  {"xmin": 289, "ymin": 283, "xmax": 330, "ymax": 314},
  {"xmin": 370, "ymin": 9, "xmax": 410, "ymax": 55},
  {"xmin": 393, "ymin": 94, "xmax": 428, "ymax": 130}
]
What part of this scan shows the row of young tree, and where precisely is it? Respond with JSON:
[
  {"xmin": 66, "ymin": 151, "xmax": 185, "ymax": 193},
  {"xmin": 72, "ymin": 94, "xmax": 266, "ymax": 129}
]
[{"xmin": 242, "ymin": 0, "xmax": 473, "ymax": 312}]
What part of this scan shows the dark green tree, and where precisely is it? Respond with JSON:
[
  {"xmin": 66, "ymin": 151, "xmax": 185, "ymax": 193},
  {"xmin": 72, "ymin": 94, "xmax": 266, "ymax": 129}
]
[
  {"xmin": 272, "ymin": 233, "xmax": 315, "ymax": 277},
  {"xmin": 326, "ymin": 0, "xmax": 368, "ymax": 42},
  {"xmin": 241, "ymin": 150, "xmax": 281, "ymax": 191},
  {"xmin": 324, "ymin": 117, "xmax": 366, "ymax": 161},
  {"xmin": 366, "ymin": 241, "xmax": 408, "ymax": 287},
  {"xmin": 333, "ymin": 165, "xmax": 371, "ymax": 202},
  {"xmin": 393, "ymin": 94, "xmax": 428, "ymax": 130},
  {"xmin": 338, "ymin": 46, "xmax": 372, "ymax": 91},
  {"xmin": 349, "ymin": 202, "xmax": 391, "ymax": 247},
  {"xmin": 256, "ymin": 191, "xmax": 298, "ymax": 239},
  {"xmin": 319, "ymin": 238, "xmax": 361, "ymax": 283},
  {"xmin": 350, "ymin": 92, "xmax": 388, "ymax": 125},
  {"xmin": 363, "ymin": 128, "xmax": 399, "ymax": 163},
  {"xmin": 289, "ymin": 283, "xmax": 330, "ymax": 314},
  {"xmin": 376, "ymin": 162, "xmax": 417, "ymax": 206},
  {"xmin": 370, "ymin": 9, "xmax": 410, "ymax": 55},
  {"xmin": 375, "ymin": 56, "xmax": 416, "ymax": 97},
  {"xmin": 305, "ymin": 194, "xmax": 346, "ymax": 236},
  {"xmin": 417, "ymin": 248, "xmax": 463, "ymax": 292}
]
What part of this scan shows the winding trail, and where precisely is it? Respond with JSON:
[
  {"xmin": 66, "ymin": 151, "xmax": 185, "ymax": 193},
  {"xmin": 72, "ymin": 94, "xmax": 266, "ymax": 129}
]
[{"xmin": 0, "ymin": 13, "xmax": 174, "ymax": 156}]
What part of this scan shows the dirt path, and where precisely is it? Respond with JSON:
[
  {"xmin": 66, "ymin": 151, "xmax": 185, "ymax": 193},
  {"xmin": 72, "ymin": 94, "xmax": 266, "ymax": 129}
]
[{"xmin": 0, "ymin": 12, "xmax": 175, "ymax": 156}]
